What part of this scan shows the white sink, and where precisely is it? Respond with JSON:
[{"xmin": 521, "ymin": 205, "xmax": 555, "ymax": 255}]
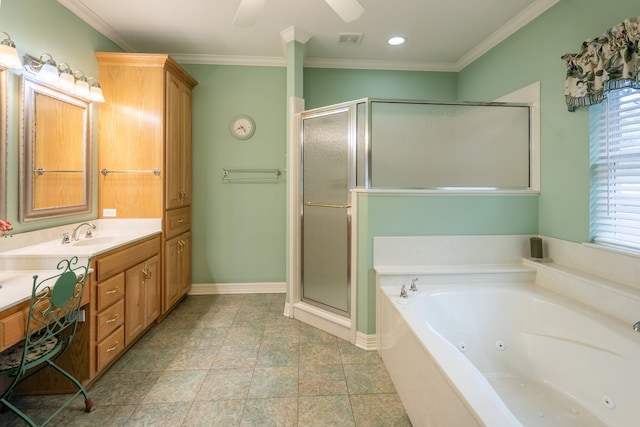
[{"xmin": 72, "ymin": 236, "xmax": 117, "ymax": 247}]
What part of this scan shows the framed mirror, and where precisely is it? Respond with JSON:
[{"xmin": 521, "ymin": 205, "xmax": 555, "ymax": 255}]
[
  {"xmin": 0, "ymin": 67, "xmax": 7, "ymax": 221},
  {"xmin": 20, "ymin": 75, "xmax": 91, "ymax": 221}
]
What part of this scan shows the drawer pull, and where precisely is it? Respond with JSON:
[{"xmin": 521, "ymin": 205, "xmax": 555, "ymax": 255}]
[
  {"xmin": 105, "ymin": 314, "xmax": 120, "ymax": 324},
  {"xmin": 177, "ymin": 219, "xmax": 184, "ymax": 224},
  {"xmin": 106, "ymin": 342, "xmax": 119, "ymax": 353},
  {"xmin": 105, "ymin": 287, "xmax": 119, "ymax": 295}
]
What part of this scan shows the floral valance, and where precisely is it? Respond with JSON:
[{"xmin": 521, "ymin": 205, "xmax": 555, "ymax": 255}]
[{"xmin": 562, "ymin": 16, "xmax": 640, "ymax": 112}]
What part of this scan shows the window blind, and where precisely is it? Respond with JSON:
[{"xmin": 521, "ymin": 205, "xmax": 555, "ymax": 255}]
[{"xmin": 590, "ymin": 87, "xmax": 640, "ymax": 251}]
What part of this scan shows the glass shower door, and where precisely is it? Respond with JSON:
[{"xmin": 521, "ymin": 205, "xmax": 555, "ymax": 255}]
[{"xmin": 301, "ymin": 108, "xmax": 352, "ymax": 316}]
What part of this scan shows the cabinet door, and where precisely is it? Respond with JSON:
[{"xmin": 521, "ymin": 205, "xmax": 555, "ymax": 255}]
[
  {"xmin": 164, "ymin": 231, "xmax": 191, "ymax": 313},
  {"xmin": 165, "ymin": 73, "xmax": 192, "ymax": 209},
  {"xmin": 144, "ymin": 255, "xmax": 161, "ymax": 324},
  {"xmin": 179, "ymin": 84, "xmax": 192, "ymax": 207},
  {"xmin": 125, "ymin": 255, "xmax": 160, "ymax": 346},
  {"xmin": 125, "ymin": 260, "xmax": 145, "ymax": 346},
  {"xmin": 180, "ymin": 233, "xmax": 192, "ymax": 296}
]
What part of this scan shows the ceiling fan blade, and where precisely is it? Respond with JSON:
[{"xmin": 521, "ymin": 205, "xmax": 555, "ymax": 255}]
[
  {"xmin": 324, "ymin": 0, "xmax": 364, "ymax": 22},
  {"xmin": 233, "ymin": 0, "xmax": 266, "ymax": 27}
]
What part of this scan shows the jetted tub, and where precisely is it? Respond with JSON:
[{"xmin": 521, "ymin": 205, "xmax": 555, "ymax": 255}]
[{"xmin": 377, "ymin": 283, "xmax": 640, "ymax": 427}]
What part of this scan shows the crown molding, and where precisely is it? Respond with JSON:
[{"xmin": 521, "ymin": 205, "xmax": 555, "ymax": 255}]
[
  {"xmin": 57, "ymin": 0, "xmax": 137, "ymax": 52},
  {"xmin": 171, "ymin": 53, "xmax": 286, "ymax": 67},
  {"xmin": 280, "ymin": 26, "xmax": 313, "ymax": 45},
  {"xmin": 303, "ymin": 57, "xmax": 457, "ymax": 72},
  {"xmin": 455, "ymin": 0, "xmax": 561, "ymax": 71}
]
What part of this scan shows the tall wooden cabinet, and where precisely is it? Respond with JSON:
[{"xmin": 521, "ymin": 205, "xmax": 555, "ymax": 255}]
[{"xmin": 95, "ymin": 53, "xmax": 197, "ymax": 315}]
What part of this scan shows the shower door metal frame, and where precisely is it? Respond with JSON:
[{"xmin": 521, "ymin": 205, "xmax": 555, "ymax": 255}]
[{"xmin": 299, "ymin": 102, "xmax": 358, "ymax": 318}]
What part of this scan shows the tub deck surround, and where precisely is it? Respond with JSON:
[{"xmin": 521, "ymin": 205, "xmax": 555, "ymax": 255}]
[
  {"xmin": 523, "ymin": 258, "xmax": 640, "ymax": 328},
  {"xmin": 0, "ymin": 219, "xmax": 161, "ymax": 312}
]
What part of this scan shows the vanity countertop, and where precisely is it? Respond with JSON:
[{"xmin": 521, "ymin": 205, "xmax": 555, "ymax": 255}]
[{"xmin": 0, "ymin": 219, "xmax": 161, "ymax": 312}]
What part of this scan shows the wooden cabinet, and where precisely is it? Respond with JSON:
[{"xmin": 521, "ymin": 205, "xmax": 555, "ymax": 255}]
[
  {"xmin": 125, "ymin": 255, "xmax": 160, "ymax": 346},
  {"xmin": 164, "ymin": 232, "xmax": 191, "ymax": 312},
  {"xmin": 165, "ymin": 72, "xmax": 193, "ymax": 210},
  {"xmin": 92, "ymin": 235, "xmax": 161, "ymax": 376},
  {"xmin": 96, "ymin": 53, "xmax": 197, "ymax": 316}
]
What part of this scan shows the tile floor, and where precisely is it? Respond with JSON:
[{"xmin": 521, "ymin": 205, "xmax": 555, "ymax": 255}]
[{"xmin": 1, "ymin": 293, "xmax": 412, "ymax": 426}]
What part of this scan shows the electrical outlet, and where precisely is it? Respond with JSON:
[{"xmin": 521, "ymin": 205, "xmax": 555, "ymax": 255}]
[{"xmin": 103, "ymin": 208, "xmax": 116, "ymax": 217}]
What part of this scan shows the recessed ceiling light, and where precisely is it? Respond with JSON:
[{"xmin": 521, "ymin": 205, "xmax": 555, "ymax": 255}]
[{"xmin": 388, "ymin": 36, "xmax": 406, "ymax": 46}]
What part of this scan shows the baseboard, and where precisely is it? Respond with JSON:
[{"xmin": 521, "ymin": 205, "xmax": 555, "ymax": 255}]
[
  {"xmin": 355, "ymin": 332, "xmax": 377, "ymax": 351},
  {"xmin": 188, "ymin": 282, "xmax": 286, "ymax": 295},
  {"xmin": 283, "ymin": 302, "xmax": 293, "ymax": 318}
]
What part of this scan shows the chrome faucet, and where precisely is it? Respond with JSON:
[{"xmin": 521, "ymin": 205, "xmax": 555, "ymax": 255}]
[
  {"xmin": 634, "ymin": 321, "xmax": 640, "ymax": 333},
  {"xmin": 400, "ymin": 285, "xmax": 409, "ymax": 298},
  {"xmin": 72, "ymin": 222, "xmax": 96, "ymax": 241},
  {"xmin": 410, "ymin": 277, "xmax": 418, "ymax": 293}
]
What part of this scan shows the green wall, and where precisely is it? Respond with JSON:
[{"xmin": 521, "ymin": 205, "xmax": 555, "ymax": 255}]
[
  {"xmin": 457, "ymin": 0, "xmax": 640, "ymax": 243},
  {"xmin": 182, "ymin": 64, "xmax": 287, "ymax": 283},
  {"xmin": 304, "ymin": 68, "xmax": 458, "ymax": 109},
  {"xmin": 0, "ymin": 0, "xmax": 120, "ymax": 234}
]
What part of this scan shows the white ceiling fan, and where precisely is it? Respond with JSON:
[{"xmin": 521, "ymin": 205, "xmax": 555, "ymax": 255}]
[{"xmin": 233, "ymin": 0, "xmax": 364, "ymax": 27}]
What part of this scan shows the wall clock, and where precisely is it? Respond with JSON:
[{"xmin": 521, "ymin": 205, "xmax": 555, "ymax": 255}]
[{"xmin": 229, "ymin": 115, "xmax": 256, "ymax": 140}]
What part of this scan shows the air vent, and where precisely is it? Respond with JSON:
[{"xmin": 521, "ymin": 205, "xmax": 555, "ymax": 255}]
[{"xmin": 338, "ymin": 33, "xmax": 364, "ymax": 45}]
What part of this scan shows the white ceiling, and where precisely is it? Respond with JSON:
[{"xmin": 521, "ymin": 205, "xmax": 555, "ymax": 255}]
[{"xmin": 58, "ymin": 0, "xmax": 559, "ymax": 71}]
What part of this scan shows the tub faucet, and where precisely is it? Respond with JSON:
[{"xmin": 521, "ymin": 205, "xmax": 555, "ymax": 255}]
[
  {"xmin": 72, "ymin": 222, "xmax": 96, "ymax": 241},
  {"xmin": 410, "ymin": 277, "xmax": 418, "ymax": 293},
  {"xmin": 400, "ymin": 285, "xmax": 409, "ymax": 298},
  {"xmin": 634, "ymin": 321, "xmax": 640, "ymax": 333}
]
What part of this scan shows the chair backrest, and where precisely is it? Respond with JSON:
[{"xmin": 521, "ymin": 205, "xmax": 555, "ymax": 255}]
[{"xmin": 25, "ymin": 256, "xmax": 91, "ymax": 354}]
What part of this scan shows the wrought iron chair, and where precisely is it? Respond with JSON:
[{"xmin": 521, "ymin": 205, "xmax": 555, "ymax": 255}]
[{"xmin": 0, "ymin": 256, "xmax": 96, "ymax": 426}]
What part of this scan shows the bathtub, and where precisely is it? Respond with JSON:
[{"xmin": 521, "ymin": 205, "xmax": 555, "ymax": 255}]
[{"xmin": 377, "ymin": 283, "xmax": 640, "ymax": 427}]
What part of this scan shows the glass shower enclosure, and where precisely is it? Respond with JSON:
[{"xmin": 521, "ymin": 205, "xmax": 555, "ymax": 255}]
[{"xmin": 298, "ymin": 98, "xmax": 531, "ymax": 318}]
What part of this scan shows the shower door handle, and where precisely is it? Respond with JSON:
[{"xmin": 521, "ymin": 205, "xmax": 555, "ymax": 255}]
[{"xmin": 304, "ymin": 201, "xmax": 351, "ymax": 209}]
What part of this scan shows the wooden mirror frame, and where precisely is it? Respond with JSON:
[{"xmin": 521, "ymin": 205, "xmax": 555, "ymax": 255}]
[
  {"xmin": 19, "ymin": 75, "xmax": 92, "ymax": 222},
  {"xmin": 0, "ymin": 67, "xmax": 7, "ymax": 221}
]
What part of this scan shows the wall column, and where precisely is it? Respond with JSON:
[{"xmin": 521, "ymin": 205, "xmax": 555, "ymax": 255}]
[{"xmin": 281, "ymin": 27, "xmax": 311, "ymax": 311}]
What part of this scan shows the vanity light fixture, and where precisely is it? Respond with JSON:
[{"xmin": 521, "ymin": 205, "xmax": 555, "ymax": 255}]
[
  {"xmin": 388, "ymin": 36, "xmax": 406, "ymax": 46},
  {"xmin": 57, "ymin": 62, "xmax": 75, "ymax": 91},
  {"xmin": 0, "ymin": 31, "xmax": 22, "ymax": 69},
  {"xmin": 36, "ymin": 53, "xmax": 60, "ymax": 84},
  {"xmin": 22, "ymin": 53, "xmax": 105, "ymax": 103},
  {"xmin": 73, "ymin": 70, "xmax": 90, "ymax": 98},
  {"xmin": 87, "ymin": 77, "xmax": 105, "ymax": 103}
]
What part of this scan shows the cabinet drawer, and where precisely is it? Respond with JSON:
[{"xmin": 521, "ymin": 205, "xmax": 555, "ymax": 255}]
[
  {"xmin": 96, "ymin": 299, "xmax": 124, "ymax": 342},
  {"xmin": 96, "ymin": 273, "xmax": 125, "ymax": 311},
  {"xmin": 0, "ymin": 309, "xmax": 27, "ymax": 352},
  {"xmin": 96, "ymin": 325, "xmax": 124, "ymax": 372},
  {"xmin": 96, "ymin": 235, "xmax": 160, "ymax": 281},
  {"xmin": 165, "ymin": 207, "xmax": 191, "ymax": 238}
]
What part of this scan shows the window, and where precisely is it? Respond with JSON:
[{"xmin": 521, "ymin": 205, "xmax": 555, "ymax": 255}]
[{"xmin": 590, "ymin": 87, "xmax": 640, "ymax": 251}]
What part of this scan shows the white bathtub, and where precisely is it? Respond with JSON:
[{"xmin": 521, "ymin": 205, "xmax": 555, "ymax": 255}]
[{"xmin": 378, "ymin": 283, "xmax": 640, "ymax": 427}]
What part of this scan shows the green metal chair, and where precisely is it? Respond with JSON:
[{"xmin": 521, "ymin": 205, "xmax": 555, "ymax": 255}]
[{"xmin": 0, "ymin": 256, "xmax": 96, "ymax": 426}]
